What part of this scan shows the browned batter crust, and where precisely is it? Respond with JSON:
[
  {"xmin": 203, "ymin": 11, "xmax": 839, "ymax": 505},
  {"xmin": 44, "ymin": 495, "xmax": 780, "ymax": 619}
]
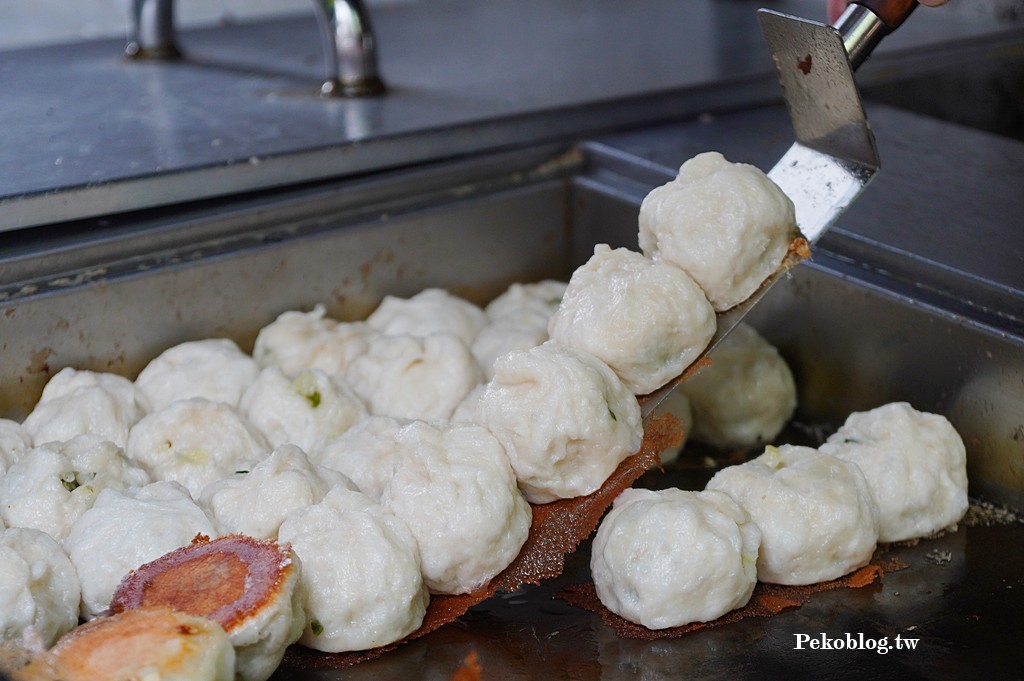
[
  {"xmin": 49, "ymin": 606, "xmax": 226, "ymax": 680},
  {"xmin": 110, "ymin": 534, "xmax": 295, "ymax": 634}
]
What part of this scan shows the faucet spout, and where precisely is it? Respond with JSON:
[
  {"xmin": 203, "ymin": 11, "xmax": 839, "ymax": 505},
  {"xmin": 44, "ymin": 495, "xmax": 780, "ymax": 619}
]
[
  {"xmin": 312, "ymin": 0, "xmax": 386, "ymax": 97},
  {"xmin": 126, "ymin": 0, "xmax": 181, "ymax": 59}
]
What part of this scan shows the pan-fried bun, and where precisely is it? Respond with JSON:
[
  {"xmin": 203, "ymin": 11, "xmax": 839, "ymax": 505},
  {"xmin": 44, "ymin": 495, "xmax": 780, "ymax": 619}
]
[
  {"xmin": 820, "ymin": 402, "xmax": 968, "ymax": 542},
  {"xmin": 591, "ymin": 488, "xmax": 760, "ymax": 629},
  {"xmin": 706, "ymin": 444, "xmax": 879, "ymax": 585},
  {"xmin": 111, "ymin": 535, "xmax": 302, "ymax": 681},
  {"xmin": 51, "ymin": 606, "xmax": 235, "ymax": 681},
  {"xmin": 477, "ymin": 340, "xmax": 642, "ymax": 504},
  {"xmin": 548, "ymin": 245, "xmax": 715, "ymax": 395},
  {"xmin": 639, "ymin": 151, "xmax": 796, "ymax": 311}
]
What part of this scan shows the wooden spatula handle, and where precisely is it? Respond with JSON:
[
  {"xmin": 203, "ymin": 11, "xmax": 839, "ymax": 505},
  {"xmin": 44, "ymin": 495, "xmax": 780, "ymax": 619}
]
[{"xmin": 855, "ymin": 0, "xmax": 918, "ymax": 30}]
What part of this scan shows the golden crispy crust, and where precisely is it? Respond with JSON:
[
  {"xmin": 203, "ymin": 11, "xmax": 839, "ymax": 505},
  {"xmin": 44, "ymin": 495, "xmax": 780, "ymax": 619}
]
[
  {"xmin": 50, "ymin": 606, "xmax": 228, "ymax": 680},
  {"xmin": 110, "ymin": 534, "xmax": 295, "ymax": 633}
]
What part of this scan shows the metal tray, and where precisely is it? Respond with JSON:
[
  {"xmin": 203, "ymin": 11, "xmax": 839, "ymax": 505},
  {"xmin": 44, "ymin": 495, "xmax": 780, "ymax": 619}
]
[{"xmin": 2, "ymin": 137, "xmax": 1021, "ymax": 680}]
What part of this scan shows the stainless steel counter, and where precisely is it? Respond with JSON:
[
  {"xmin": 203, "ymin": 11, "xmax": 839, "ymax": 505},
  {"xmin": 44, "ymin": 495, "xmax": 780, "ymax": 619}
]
[{"xmin": 1, "ymin": 0, "xmax": 1020, "ymax": 231}]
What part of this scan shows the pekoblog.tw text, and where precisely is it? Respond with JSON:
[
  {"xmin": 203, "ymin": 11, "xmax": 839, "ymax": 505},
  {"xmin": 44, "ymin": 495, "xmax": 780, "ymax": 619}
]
[{"xmin": 793, "ymin": 633, "xmax": 919, "ymax": 655}]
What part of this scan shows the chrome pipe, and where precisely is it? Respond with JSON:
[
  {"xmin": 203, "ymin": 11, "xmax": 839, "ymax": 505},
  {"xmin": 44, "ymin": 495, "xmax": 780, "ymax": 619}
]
[
  {"xmin": 126, "ymin": 0, "xmax": 181, "ymax": 59},
  {"xmin": 125, "ymin": 0, "xmax": 385, "ymax": 97},
  {"xmin": 312, "ymin": 0, "xmax": 386, "ymax": 97},
  {"xmin": 833, "ymin": 3, "xmax": 888, "ymax": 71}
]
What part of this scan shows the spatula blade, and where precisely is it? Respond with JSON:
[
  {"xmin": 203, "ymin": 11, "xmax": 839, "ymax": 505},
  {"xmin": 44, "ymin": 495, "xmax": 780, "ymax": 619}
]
[
  {"xmin": 758, "ymin": 8, "xmax": 881, "ymax": 242},
  {"xmin": 767, "ymin": 142, "xmax": 876, "ymax": 244}
]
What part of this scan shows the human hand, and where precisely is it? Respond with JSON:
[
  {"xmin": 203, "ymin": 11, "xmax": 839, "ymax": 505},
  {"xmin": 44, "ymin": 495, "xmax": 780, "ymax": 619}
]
[{"xmin": 827, "ymin": 0, "xmax": 950, "ymax": 24}]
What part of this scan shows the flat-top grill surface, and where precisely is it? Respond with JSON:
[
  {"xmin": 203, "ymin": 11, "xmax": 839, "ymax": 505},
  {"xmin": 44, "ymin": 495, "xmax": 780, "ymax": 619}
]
[
  {"xmin": 274, "ymin": 454, "xmax": 1024, "ymax": 681},
  {"xmin": 2, "ymin": 99, "xmax": 1022, "ymax": 679}
]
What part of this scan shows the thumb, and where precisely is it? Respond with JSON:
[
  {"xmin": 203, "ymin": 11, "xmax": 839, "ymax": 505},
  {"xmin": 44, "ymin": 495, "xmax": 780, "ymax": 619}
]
[{"xmin": 827, "ymin": 0, "xmax": 850, "ymax": 23}]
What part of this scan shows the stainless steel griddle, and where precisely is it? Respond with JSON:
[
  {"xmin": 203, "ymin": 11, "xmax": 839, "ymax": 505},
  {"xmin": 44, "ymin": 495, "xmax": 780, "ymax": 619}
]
[
  {"xmin": 3, "ymin": 111, "xmax": 1023, "ymax": 678},
  {"xmin": 2, "ymin": 2, "xmax": 1023, "ymax": 679}
]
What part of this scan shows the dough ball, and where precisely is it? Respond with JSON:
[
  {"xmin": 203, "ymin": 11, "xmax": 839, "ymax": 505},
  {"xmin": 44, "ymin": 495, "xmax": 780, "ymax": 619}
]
[
  {"xmin": 240, "ymin": 366, "xmax": 367, "ymax": 455},
  {"xmin": 366, "ymin": 288, "xmax": 487, "ymax": 346},
  {"xmin": 23, "ymin": 368, "xmax": 149, "ymax": 449},
  {"xmin": 63, "ymin": 481, "xmax": 217, "ymax": 618},
  {"xmin": 476, "ymin": 340, "xmax": 642, "ymax": 504},
  {"xmin": 706, "ymin": 444, "xmax": 879, "ymax": 585},
  {"xmin": 126, "ymin": 399, "xmax": 270, "ymax": 499},
  {"xmin": 0, "ymin": 436, "xmax": 150, "ymax": 542},
  {"xmin": 819, "ymin": 402, "xmax": 968, "ymax": 542},
  {"xmin": 680, "ymin": 323, "xmax": 796, "ymax": 450},
  {"xmin": 277, "ymin": 486, "xmax": 428, "ymax": 653},
  {"xmin": 379, "ymin": 421, "xmax": 531, "ymax": 594},
  {"xmin": 474, "ymin": 280, "xmax": 568, "ymax": 378},
  {"xmin": 346, "ymin": 333, "xmax": 482, "ymax": 421},
  {"xmin": 449, "ymin": 384, "xmax": 486, "ymax": 424},
  {"xmin": 135, "ymin": 339, "xmax": 261, "ymax": 411},
  {"xmin": 313, "ymin": 416, "xmax": 408, "ymax": 499},
  {"xmin": 0, "ymin": 420, "xmax": 31, "ymax": 475},
  {"xmin": 252, "ymin": 304, "xmax": 336, "ymax": 372},
  {"xmin": 252, "ymin": 305, "xmax": 372, "ymax": 377},
  {"xmin": 0, "ymin": 527, "xmax": 80, "ymax": 646},
  {"xmin": 485, "ymin": 280, "xmax": 567, "ymax": 325},
  {"xmin": 638, "ymin": 152, "xmax": 797, "ymax": 311},
  {"xmin": 32, "ymin": 367, "xmax": 147, "ymax": 407},
  {"xmin": 470, "ymin": 318, "xmax": 548, "ymax": 382},
  {"xmin": 200, "ymin": 444, "xmax": 355, "ymax": 539},
  {"xmin": 548, "ymin": 245, "xmax": 716, "ymax": 395},
  {"xmin": 591, "ymin": 488, "xmax": 760, "ymax": 629}
]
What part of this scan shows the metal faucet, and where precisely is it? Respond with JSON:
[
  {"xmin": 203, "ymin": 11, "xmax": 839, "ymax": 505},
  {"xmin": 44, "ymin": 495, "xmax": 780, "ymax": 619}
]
[
  {"xmin": 125, "ymin": 0, "xmax": 180, "ymax": 60},
  {"xmin": 312, "ymin": 0, "xmax": 386, "ymax": 96},
  {"xmin": 125, "ymin": 0, "xmax": 385, "ymax": 97}
]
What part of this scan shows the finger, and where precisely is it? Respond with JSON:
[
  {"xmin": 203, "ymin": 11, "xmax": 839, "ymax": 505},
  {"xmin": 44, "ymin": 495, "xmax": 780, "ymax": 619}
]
[{"xmin": 827, "ymin": 0, "xmax": 850, "ymax": 23}]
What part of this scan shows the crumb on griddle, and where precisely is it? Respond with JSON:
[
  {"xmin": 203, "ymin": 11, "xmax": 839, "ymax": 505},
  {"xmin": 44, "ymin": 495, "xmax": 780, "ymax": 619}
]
[
  {"xmin": 963, "ymin": 498, "xmax": 1023, "ymax": 527},
  {"xmin": 449, "ymin": 650, "xmax": 483, "ymax": 681},
  {"xmin": 924, "ymin": 549, "xmax": 954, "ymax": 566}
]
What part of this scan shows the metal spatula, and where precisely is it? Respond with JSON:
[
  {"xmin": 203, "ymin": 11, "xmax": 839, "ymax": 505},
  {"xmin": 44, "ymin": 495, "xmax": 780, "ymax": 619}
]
[
  {"xmin": 641, "ymin": 0, "xmax": 919, "ymax": 420},
  {"xmin": 758, "ymin": 0, "xmax": 918, "ymax": 244}
]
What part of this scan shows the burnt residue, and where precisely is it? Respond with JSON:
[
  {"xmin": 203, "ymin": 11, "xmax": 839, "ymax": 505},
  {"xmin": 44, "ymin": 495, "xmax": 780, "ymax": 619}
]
[{"xmin": 27, "ymin": 347, "xmax": 53, "ymax": 376}]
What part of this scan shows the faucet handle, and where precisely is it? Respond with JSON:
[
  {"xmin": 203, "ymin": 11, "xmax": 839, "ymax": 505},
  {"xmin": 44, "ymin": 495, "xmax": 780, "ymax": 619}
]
[
  {"xmin": 125, "ymin": 0, "xmax": 181, "ymax": 59},
  {"xmin": 312, "ymin": 0, "xmax": 386, "ymax": 97}
]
